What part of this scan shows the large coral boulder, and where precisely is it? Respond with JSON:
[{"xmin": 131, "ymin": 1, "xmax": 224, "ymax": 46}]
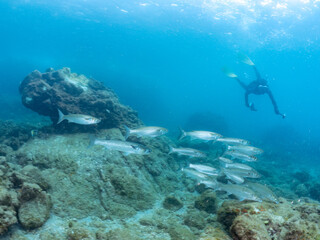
[{"xmin": 19, "ymin": 67, "xmax": 142, "ymax": 131}]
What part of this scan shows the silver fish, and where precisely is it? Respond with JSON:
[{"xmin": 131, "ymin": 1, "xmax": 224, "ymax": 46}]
[
  {"xmin": 199, "ymin": 180, "xmax": 219, "ymax": 189},
  {"xmin": 57, "ymin": 109, "xmax": 100, "ymax": 125},
  {"xmin": 224, "ymin": 171, "xmax": 245, "ymax": 184},
  {"xmin": 223, "ymin": 162, "xmax": 253, "ymax": 171},
  {"xmin": 90, "ymin": 138, "xmax": 150, "ymax": 155},
  {"xmin": 182, "ymin": 168, "xmax": 210, "ymax": 180},
  {"xmin": 218, "ymin": 183, "xmax": 262, "ymax": 202},
  {"xmin": 223, "ymin": 168, "xmax": 261, "ymax": 179},
  {"xmin": 224, "ymin": 150, "xmax": 257, "ymax": 162},
  {"xmin": 179, "ymin": 129, "xmax": 222, "ymax": 141},
  {"xmin": 189, "ymin": 164, "xmax": 218, "ymax": 176},
  {"xmin": 245, "ymin": 182, "xmax": 278, "ymax": 204},
  {"xmin": 218, "ymin": 157, "xmax": 233, "ymax": 164},
  {"xmin": 124, "ymin": 125, "xmax": 168, "ymax": 139},
  {"xmin": 169, "ymin": 146, "xmax": 206, "ymax": 158},
  {"xmin": 216, "ymin": 137, "xmax": 250, "ymax": 145},
  {"xmin": 227, "ymin": 145, "xmax": 263, "ymax": 155}
]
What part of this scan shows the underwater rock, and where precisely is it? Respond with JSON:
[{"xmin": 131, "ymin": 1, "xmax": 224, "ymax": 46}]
[
  {"xmin": 0, "ymin": 188, "xmax": 19, "ymax": 208},
  {"xmin": 218, "ymin": 199, "xmax": 320, "ymax": 239},
  {"xmin": 19, "ymin": 67, "xmax": 142, "ymax": 132},
  {"xmin": 230, "ymin": 215, "xmax": 271, "ymax": 240},
  {"xmin": 0, "ymin": 120, "xmax": 32, "ymax": 151},
  {"xmin": 0, "ymin": 206, "xmax": 17, "ymax": 235},
  {"xmin": 18, "ymin": 183, "xmax": 51, "ymax": 230},
  {"xmin": 10, "ymin": 130, "xmax": 183, "ymax": 220},
  {"xmin": 309, "ymin": 182, "xmax": 320, "ymax": 201},
  {"xmin": 293, "ymin": 171, "xmax": 310, "ymax": 183},
  {"xmin": 20, "ymin": 165, "xmax": 49, "ymax": 190},
  {"xmin": 166, "ymin": 224, "xmax": 195, "ymax": 240},
  {"xmin": 194, "ymin": 190, "xmax": 217, "ymax": 214},
  {"xmin": 163, "ymin": 195, "xmax": 183, "ymax": 211},
  {"xmin": 199, "ymin": 226, "xmax": 232, "ymax": 240},
  {"xmin": 0, "ymin": 144, "xmax": 12, "ymax": 157},
  {"xmin": 294, "ymin": 183, "xmax": 309, "ymax": 197},
  {"xmin": 217, "ymin": 201, "xmax": 242, "ymax": 229},
  {"xmin": 183, "ymin": 209, "xmax": 207, "ymax": 230}
]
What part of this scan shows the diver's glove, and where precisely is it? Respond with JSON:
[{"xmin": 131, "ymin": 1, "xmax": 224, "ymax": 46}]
[{"xmin": 249, "ymin": 102, "xmax": 257, "ymax": 111}]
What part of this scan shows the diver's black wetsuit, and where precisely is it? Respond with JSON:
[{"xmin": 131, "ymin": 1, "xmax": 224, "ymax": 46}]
[{"xmin": 236, "ymin": 66, "xmax": 285, "ymax": 118}]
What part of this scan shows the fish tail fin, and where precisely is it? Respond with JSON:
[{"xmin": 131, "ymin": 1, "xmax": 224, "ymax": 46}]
[
  {"xmin": 220, "ymin": 161, "xmax": 227, "ymax": 168},
  {"xmin": 88, "ymin": 135, "xmax": 96, "ymax": 148},
  {"xmin": 178, "ymin": 128, "xmax": 186, "ymax": 140},
  {"xmin": 57, "ymin": 109, "xmax": 65, "ymax": 124},
  {"xmin": 124, "ymin": 125, "xmax": 131, "ymax": 140},
  {"xmin": 168, "ymin": 145, "xmax": 174, "ymax": 154}
]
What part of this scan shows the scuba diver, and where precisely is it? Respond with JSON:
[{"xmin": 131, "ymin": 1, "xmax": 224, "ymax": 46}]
[{"xmin": 223, "ymin": 54, "xmax": 286, "ymax": 119}]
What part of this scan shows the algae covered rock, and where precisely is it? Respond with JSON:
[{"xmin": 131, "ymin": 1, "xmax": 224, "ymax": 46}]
[
  {"xmin": 163, "ymin": 195, "xmax": 183, "ymax": 211},
  {"xmin": 19, "ymin": 67, "xmax": 142, "ymax": 131},
  {"xmin": 0, "ymin": 206, "xmax": 17, "ymax": 235},
  {"xmin": 194, "ymin": 190, "xmax": 217, "ymax": 214},
  {"xmin": 199, "ymin": 226, "xmax": 232, "ymax": 240},
  {"xmin": 18, "ymin": 183, "xmax": 51, "ymax": 229},
  {"xmin": 231, "ymin": 214, "xmax": 271, "ymax": 240},
  {"xmin": 309, "ymin": 182, "xmax": 320, "ymax": 201},
  {"xmin": 166, "ymin": 224, "xmax": 195, "ymax": 240},
  {"xmin": 20, "ymin": 165, "xmax": 49, "ymax": 190},
  {"xmin": 183, "ymin": 209, "xmax": 207, "ymax": 230}
]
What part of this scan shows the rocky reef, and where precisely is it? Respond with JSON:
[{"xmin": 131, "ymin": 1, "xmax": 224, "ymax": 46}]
[
  {"xmin": 0, "ymin": 67, "xmax": 319, "ymax": 239},
  {"xmin": 218, "ymin": 198, "xmax": 320, "ymax": 240},
  {"xmin": 0, "ymin": 156, "xmax": 51, "ymax": 235},
  {"xmin": 19, "ymin": 67, "xmax": 142, "ymax": 132}
]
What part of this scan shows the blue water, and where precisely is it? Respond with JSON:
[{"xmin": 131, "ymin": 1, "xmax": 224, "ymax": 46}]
[{"xmin": 1, "ymin": 0, "xmax": 320, "ymax": 165}]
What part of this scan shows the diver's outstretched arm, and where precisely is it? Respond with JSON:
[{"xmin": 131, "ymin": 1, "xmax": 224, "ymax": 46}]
[
  {"xmin": 236, "ymin": 78, "xmax": 247, "ymax": 90},
  {"xmin": 253, "ymin": 66, "xmax": 262, "ymax": 80},
  {"xmin": 245, "ymin": 91, "xmax": 257, "ymax": 111},
  {"xmin": 266, "ymin": 89, "xmax": 285, "ymax": 118}
]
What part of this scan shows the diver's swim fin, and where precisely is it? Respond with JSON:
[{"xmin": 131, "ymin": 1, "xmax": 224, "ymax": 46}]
[
  {"xmin": 221, "ymin": 67, "xmax": 238, "ymax": 78},
  {"xmin": 238, "ymin": 53, "xmax": 255, "ymax": 66}
]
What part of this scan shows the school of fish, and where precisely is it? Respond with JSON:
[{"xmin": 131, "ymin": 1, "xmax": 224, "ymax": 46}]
[{"xmin": 56, "ymin": 108, "xmax": 278, "ymax": 204}]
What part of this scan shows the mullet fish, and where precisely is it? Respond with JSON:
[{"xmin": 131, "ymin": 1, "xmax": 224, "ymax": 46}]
[
  {"xmin": 124, "ymin": 125, "xmax": 168, "ymax": 139},
  {"xmin": 227, "ymin": 145, "xmax": 263, "ymax": 155},
  {"xmin": 179, "ymin": 129, "xmax": 222, "ymax": 141},
  {"xmin": 169, "ymin": 146, "xmax": 206, "ymax": 158},
  {"xmin": 216, "ymin": 137, "xmax": 250, "ymax": 145},
  {"xmin": 57, "ymin": 109, "xmax": 100, "ymax": 125},
  {"xmin": 89, "ymin": 137, "xmax": 150, "ymax": 155}
]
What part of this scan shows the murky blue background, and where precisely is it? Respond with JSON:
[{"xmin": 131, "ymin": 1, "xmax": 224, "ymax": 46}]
[{"xmin": 1, "ymin": 0, "xmax": 320, "ymax": 167}]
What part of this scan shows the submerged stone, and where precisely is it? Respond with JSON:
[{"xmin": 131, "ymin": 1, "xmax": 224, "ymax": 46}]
[
  {"xmin": 230, "ymin": 215, "xmax": 271, "ymax": 240},
  {"xmin": 163, "ymin": 195, "xmax": 183, "ymax": 211},
  {"xmin": 18, "ymin": 189, "xmax": 51, "ymax": 230},
  {"xmin": 0, "ymin": 206, "xmax": 17, "ymax": 235},
  {"xmin": 19, "ymin": 67, "xmax": 142, "ymax": 132},
  {"xmin": 183, "ymin": 209, "xmax": 207, "ymax": 230},
  {"xmin": 194, "ymin": 190, "xmax": 217, "ymax": 214}
]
